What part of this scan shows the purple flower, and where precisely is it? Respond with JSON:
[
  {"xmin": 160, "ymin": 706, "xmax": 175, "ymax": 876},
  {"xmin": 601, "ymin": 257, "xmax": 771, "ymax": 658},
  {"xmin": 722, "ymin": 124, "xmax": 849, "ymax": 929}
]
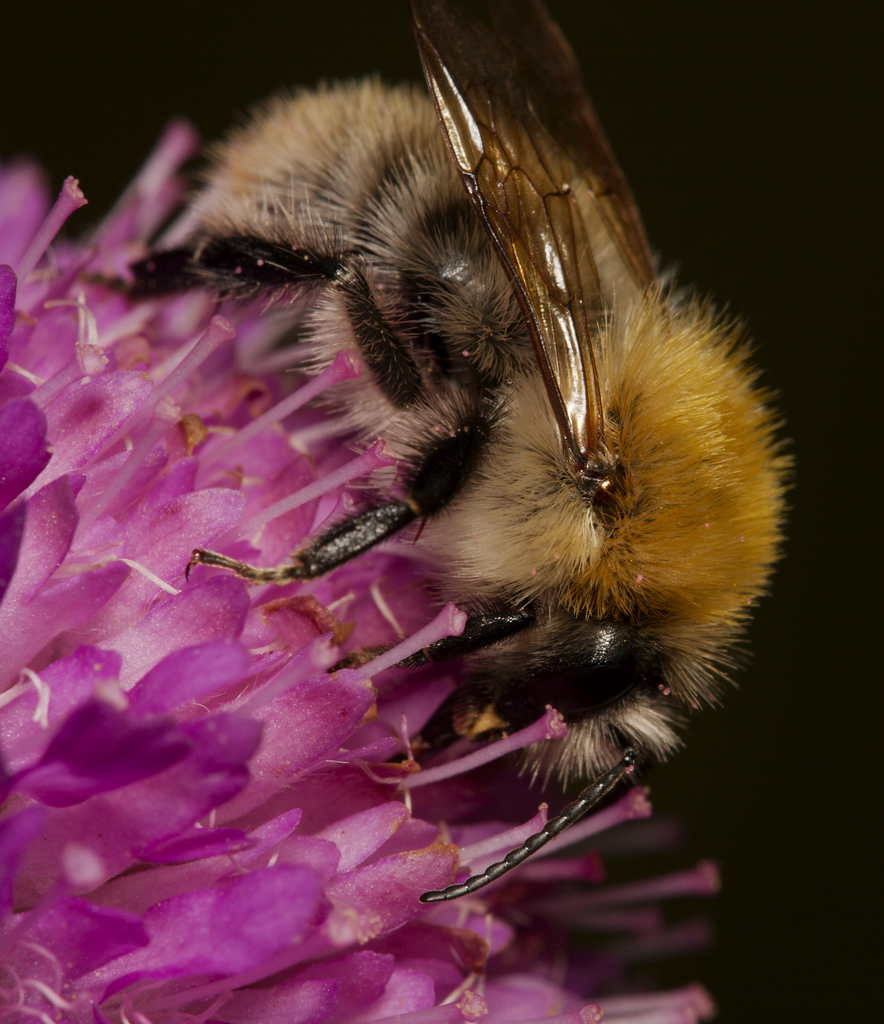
[{"xmin": 0, "ymin": 132, "xmax": 716, "ymax": 1023}]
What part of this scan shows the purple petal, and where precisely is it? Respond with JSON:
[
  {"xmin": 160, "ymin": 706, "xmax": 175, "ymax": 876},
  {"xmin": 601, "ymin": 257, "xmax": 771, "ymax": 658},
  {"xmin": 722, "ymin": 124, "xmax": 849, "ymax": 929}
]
[
  {"xmin": 31, "ymin": 371, "xmax": 151, "ymax": 490},
  {"xmin": 482, "ymin": 975, "xmax": 582, "ymax": 1022},
  {"xmin": 367, "ymin": 922, "xmax": 487, "ymax": 993},
  {"xmin": 139, "ymin": 827, "xmax": 253, "ymax": 864},
  {"xmin": 243, "ymin": 594, "xmax": 350, "ymax": 654},
  {"xmin": 237, "ymin": 808, "xmax": 303, "ymax": 866},
  {"xmin": 17, "ymin": 700, "xmax": 192, "ymax": 806},
  {"xmin": 0, "ymin": 397, "xmax": 51, "ymax": 510},
  {"xmin": 370, "ymin": 818, "xmax": 441, "ymax": 863},
  {"xmin": 139, "ymin": 452, "xmax": 199, "ymax": 506},
  {"xmin": 316, "ymin": 802, "xmax": 410, "ymax": 873},
  {"xmin": 0, "ymin": 500, "xmax": 25, "ymax": 607},
  {"xmin": 0, "ymin": 367, "xmax": 36, "ymax": 405},
  {"xmin": 74, "ymin": 443, "xmax": 168, "ymax": 522},
  {"xmin": 122, "ymin": 482, "xmax": 247, "ymax": 585},
  {"xmin": 102, "ymin": 865, "xmax": 323, "ymax": 994},
  {"xmin": 179, "ymin": 711, "xmax": 262, "ymax": 772},
  {"xmin": 0, "ymin": 806, "xmax": 46, "ymax": 918},
  {"xmin": 275, "ymin": 835, "xmax": 341, "ymax": 885},
  {"xmin": 219, "ymin": 672, "xmax": 376, "ymax": 818},
  {"xmin": 0, "ymin": 264, "xmax": 17, "ymax": 364},
  {"xmin": 325, "ymin": 845, "xmax": 460, "ymax": 944},
  {"xmin": 258, "ymin": 768, "xmax": 408, "ymax": 839},
  {"xmin": 240, "ymin": 456, "xmax": 318, "ymax": 566},
  {"xmin": 0, "ymin": 646, "xmax": 122, "ymax": 772},
  {"xmin": 23, "ymin": 898, "xmax": 148, "ymax": 981},
  {"xmin": 108, "ymin": 576, "xmax": 250, "ymax": 688},
  {"xmin": 15, "ymin": 715, "xmax": 260, "ymax": 903},
  {"xmin": 0, "ymin": 560, "xmax": 129, "ymax": 691},
  {"xmin": 2, "ymin": 475, "xmax": 77, "ymax": 601},
  {"xmin": 220, "ymin": 976, "xmax": 339, "ymax": 1024},
  {"xmin": 297, "ymin": 951, "xmax": 393, "ymax": 1023},
  {"xmin": 0, "ymin": 478, "xmax": 130, "ymax": 684},
  {"xmin": 128, "ymin": 638, "xmax": 251, "ymax": 717},
  {"xmin": 345, "ymin": 967, "xmax": 436, "ymax": 1022},
  {"xmin": 11, "ymin": 303, "xmax": 78, "ymax": 380}
]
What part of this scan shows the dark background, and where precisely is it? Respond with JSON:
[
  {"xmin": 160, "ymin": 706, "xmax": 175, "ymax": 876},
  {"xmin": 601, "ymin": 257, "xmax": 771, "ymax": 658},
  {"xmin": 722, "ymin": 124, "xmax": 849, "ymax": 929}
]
[{"xmin": 2, "ymin": 3, "xmax": 878, "ymax": 1020}]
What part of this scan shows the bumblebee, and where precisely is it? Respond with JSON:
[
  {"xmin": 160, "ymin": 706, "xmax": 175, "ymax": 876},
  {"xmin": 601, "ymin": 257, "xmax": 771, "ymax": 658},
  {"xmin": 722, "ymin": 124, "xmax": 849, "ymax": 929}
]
[{"xmin": 131, "ymin": 0, "xmax": 788, "ymax": 899}]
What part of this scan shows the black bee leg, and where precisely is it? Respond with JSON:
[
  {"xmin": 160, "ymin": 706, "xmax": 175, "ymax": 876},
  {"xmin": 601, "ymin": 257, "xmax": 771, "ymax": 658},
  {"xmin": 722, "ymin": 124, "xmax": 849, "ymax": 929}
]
[
  {"xmin": 400, "ymin": 610, "xmax": 534, "ymax": 666},
  {"xmin": 420, "ymin": 749, "xmax": 640, "ymax": 903},
  {"xmin": 187, "ymin": 237, "xmax": 426, "ymax": 407},
  {"xmin": 131, "ymin": 235, "xmax": 425, "ymax": 409},
  {"xmin": 406, "ymin": 609, "xmax": 535, "ymax": 750},
  {"xmin": 189, "ymin": 406, "xmax": 492, "ymax": 583},
  {"xmin": 329, "ymin": 255, "xmax": 424, "ymax": 408},
  {"xmin": 129, "ymin": 248, "xmax": 203, "ymax": 296},
  {"xmin": 189, "ymin": 500, "xmax": 417, "ymax": 583},
  {"xmin": 332, "ymin": 609, "xmax": 533, "ymax": 672}
]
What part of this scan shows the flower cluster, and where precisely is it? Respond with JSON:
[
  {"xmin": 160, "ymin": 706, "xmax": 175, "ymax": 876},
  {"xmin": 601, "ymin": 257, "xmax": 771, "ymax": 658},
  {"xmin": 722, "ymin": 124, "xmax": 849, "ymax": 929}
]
[{"xmin": 0, "ymin": 130, "xmax": 716, "ymax": 1023}]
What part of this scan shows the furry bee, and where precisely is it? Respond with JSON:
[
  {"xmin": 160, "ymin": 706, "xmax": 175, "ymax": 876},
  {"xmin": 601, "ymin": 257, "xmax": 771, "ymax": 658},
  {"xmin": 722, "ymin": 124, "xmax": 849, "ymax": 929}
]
[{"xmin": 131, "ymin": 0, "xmax": 788, "ymax": 900}]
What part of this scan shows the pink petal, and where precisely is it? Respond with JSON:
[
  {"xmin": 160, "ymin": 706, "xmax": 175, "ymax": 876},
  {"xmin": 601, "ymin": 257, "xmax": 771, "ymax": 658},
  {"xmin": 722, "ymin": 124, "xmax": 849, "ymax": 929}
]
[
  {"xmin": 102, "ymin": 865, "xmax": 323, "ymax": 995},
  {"xmin": 325, "ymin": 844, "xmax": 460, "ymax": 945},
  {"xmin": 31, "ymin": 371, "xmax": 152, "ymax": 491},
  {"xmin": 128, "ymin": 637, "xmax": 251, "ymax": 717}
]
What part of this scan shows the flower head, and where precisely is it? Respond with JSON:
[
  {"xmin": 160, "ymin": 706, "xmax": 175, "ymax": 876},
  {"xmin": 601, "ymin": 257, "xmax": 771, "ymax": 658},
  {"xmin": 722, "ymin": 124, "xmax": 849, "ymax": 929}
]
[{"xmin": 0, "ymin": 132, "xmax": 716, "ymax": 1023}]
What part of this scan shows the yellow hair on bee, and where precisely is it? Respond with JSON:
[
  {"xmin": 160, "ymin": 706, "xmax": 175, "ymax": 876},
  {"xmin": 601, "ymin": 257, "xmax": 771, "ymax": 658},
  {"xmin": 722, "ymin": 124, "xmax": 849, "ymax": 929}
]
[
  {"xmin": 431, "ymin": 291, "xmax": 787, "ymax": 629},
  {"xmin": 575, "ymin": 292, "xmax": 790, "ymax": 628}
]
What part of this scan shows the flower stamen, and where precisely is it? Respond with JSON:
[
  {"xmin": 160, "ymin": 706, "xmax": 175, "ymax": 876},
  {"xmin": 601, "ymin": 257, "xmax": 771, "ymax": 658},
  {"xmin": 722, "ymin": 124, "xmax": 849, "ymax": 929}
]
[
  {"xmin": 14, "ymin": 177, "xmax": 87, "ymax": 286},
  {"xmin": 403, "ymin": 706, "xmax": 567, "ymax": 789},
  {"xmin": 19, "ymin": 669, "xmax": 49, "ymax": 727}
]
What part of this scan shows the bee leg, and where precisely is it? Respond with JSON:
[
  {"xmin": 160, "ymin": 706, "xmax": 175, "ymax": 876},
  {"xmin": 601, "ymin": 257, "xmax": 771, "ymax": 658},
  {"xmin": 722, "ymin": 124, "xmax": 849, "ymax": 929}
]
[
  {"xmin": 333, "ymin": 609, "xmax": 532, "ymax": 672},
  {"xmin": 419, "ymin": 749, "xmax": 640, "ymax": 902},
  {"xmin": 131, "ymin": 235, "xmax": 425, "ymax": 409},
  {"xmin": 129, "ymin": 248, "xmax": 203, "ymax": 296},
  {"xmin": 329, "ymin": 255, "xmax": 425, "ymax": 409},
  {"xmin": 400, "ymin": 610, "xmax": 534, "ymax": 666},
  {"xmin": 190, "ymin": 406, "xmax": 492, "ymax": 582},
  {"xmin": 200, "ymin": 236, "xmax": 426, "ymax": 407},
  {"xmin": 185, "ymin": 494, "xmax": 417, "ymax": 582},
  {"xmin": 294, "ymin": 407, "xmax": 492, "ymax": 572}
]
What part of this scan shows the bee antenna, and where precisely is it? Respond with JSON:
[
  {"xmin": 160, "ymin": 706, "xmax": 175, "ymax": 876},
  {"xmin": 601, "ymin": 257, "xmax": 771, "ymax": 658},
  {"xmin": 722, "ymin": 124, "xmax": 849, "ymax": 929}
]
[{"xmin": 419, "ymin": 748, "xmax": 639, "ymax": 903}]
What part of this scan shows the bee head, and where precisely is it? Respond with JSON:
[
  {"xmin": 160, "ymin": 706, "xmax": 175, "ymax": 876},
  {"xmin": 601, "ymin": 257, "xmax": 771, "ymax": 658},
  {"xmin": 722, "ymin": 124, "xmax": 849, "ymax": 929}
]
[{"xmin": 455, "ymin": 612, "xmax": 727, "ymax": 784}]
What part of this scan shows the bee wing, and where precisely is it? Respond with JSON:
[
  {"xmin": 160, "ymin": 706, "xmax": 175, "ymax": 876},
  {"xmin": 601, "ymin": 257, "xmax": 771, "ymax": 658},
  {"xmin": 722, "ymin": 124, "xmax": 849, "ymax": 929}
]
[{"xmin": 410, "ymin": 0, "xmax": 655, "ymax": 464}]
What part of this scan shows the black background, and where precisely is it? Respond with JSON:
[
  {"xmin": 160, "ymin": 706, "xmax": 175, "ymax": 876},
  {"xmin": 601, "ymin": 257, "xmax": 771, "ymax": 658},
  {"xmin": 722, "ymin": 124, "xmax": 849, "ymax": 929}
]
[{"xmin": 2, "ymin": 3, "xmax": 878, "ymax": 1020}]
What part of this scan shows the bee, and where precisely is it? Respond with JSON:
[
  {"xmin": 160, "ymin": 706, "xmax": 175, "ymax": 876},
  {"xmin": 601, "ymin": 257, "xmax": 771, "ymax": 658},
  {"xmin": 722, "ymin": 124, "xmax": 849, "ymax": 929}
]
[{"xmin": 131, "ymin": 0, "xmax": 788, "ymax": 900}]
